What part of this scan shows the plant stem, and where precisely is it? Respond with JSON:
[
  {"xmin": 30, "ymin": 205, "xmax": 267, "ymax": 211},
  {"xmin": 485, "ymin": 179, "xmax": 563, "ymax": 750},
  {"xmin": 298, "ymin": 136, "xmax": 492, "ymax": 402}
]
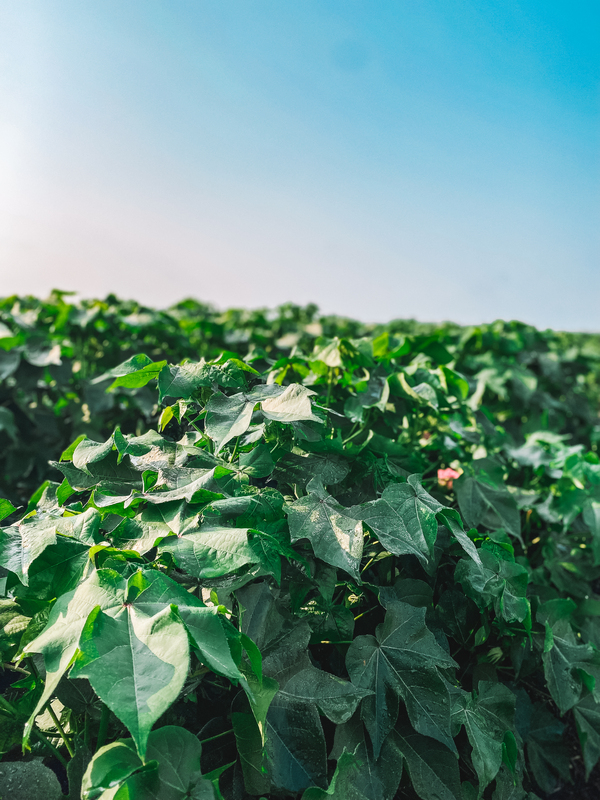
[
  {"xmin": 353, "ymin": 606, "xmax": 378, "ymax": 622},
  {"xmin": 84, "ymin": 711, "xmax": 90, "ymax": 750},
  {"xmin": 96, "ymin": 703, "xmax": 110, "ymax": 750},
  {"xmin": 1, "ymin": 662, "xmax": 29, "ymax": 675},
  {"xmin": 32, "ymin": 727, "xmax": 68, "ymax": 768},
  {"xmin": 325, "ymin": 368, "xmax": 333, "ymax": 408},
  {"xmin": 1, "ymin": 691, "xmax": 68, "ymax": 768},
  {"xmin": 343, "ymin": 425, "xmax": 365, "ymax": 445},
  {"xmin": 26, "ymin": 656, "xmax": 74, "ymax": 757},
  {"xmin": 198, "ymin": 728, "xmax": 234, "ymax": 745},
  {"xmin": 46, "ymin": 703, "xmax": 74, "ymax": 758}
]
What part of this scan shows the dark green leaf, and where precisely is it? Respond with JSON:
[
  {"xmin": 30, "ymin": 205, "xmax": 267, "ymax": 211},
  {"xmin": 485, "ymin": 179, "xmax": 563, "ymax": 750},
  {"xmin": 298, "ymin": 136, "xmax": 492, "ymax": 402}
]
[
  {"xmin": 394, "ymin": 723, "xmax": 462, "ymax": 800},
  {"xmin": 287, "ymin": 479, "xmax": 363, "ymax": 581},
  {"xmin": 346, "ymin": 601, "xmax": 456, "ymax": 757}
]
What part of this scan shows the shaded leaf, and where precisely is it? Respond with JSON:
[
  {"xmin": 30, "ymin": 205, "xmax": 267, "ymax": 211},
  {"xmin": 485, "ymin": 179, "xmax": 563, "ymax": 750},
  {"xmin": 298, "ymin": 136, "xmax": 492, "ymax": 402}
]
[
  {"xmin": 287, "ymin": 479, "xmax": 363, "ymax": 581},
  {"xmin": 346, "ymin": 601, "xmax": 456, "ymax": 757}
]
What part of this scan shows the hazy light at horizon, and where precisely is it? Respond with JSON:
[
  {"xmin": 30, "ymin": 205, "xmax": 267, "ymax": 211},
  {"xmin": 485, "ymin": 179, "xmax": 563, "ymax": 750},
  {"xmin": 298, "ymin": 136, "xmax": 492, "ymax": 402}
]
[{"xmin": 0, "ymin": 1, "xmax": 598, "ymax": 329}]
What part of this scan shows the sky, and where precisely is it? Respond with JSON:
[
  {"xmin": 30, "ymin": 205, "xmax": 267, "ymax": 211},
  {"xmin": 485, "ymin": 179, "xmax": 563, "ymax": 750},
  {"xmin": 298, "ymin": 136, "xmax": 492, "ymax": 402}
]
[{"xmin": 0, "ymin": 1, "xmax": 598, "ymax": 330}]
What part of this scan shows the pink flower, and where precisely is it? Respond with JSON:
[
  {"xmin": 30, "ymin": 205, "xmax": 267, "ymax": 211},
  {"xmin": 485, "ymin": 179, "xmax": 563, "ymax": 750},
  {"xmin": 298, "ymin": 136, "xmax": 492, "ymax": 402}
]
[{"xmin": 438, "ymin": 467, "xmax": 461, "ymax": 490}]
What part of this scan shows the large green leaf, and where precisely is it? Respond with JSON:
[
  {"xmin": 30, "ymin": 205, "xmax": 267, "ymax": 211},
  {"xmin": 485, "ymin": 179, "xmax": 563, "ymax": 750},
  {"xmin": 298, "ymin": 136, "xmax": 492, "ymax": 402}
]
[
  {"xmin": 346, "ymin": 601, "xmax": 457, "ymax": 757},
  {"xmin": 23, "ymin": 568, "xmax": 245, "ymax": 750},
  {"xmin": 525, "ymin": 701, "xmax": 570, "ymax": 794},
  {"xmin": 22, "ymin": 569, "xmax": 125, "ymax": 744},
  {"xmin": 327, "ymin": 714, "xmax": 404, "ymax": 800},
  {"xmin": 394, "ymin": 723, "xmax": 462, "ymax": 800},
  {"xmin": 159, "ymin": 526, "xmax": 280, "ymax": 580},
  {"xmin": 455, "ymin": 472, "xmax": 521, "ymax": 543},
  {"xmin": 0, "ymin": 517, "xmax": 58, "ymax": 585},
  {"xmin": 205, "ymin": 393, "xmax": 256, "ymax": 453},
  {"xmin": 574, "ymin": 694, "xmax": 600, "ymax": 779},
  {"xmin": 280, "ymin": 666, "xmax": 372, "ymax": 724},
  {"xmin": 70, "ymin": 603, "xmax": 189, "ymax": 758},
  {"xmin": 261, "ymin": 384, "xmax": 322, "ymax": 424},
  {"xmin": 350, "ymin": 479, "xmax": 438, "ymax": 566},
  {"xmin": 455, "ymin": 550, "xmax": 529, "ymax": 623},
  {"xmin": 543, "ymin": 618, "xmax": 600, "ymax": 713},
  {"xmin": 81, "ymin": 725, "xmax": 216, "ymax": 799},
  {"xmin": 454, "ymin": 681, "xmax": 516, "ymax": 792},
  {"xmin": 265, "ymin": 691, "xmax": 328, "ymax": 794},
  {"xmin": 287, "ymin": 479, "xmax": 363, "ymax": 581}
]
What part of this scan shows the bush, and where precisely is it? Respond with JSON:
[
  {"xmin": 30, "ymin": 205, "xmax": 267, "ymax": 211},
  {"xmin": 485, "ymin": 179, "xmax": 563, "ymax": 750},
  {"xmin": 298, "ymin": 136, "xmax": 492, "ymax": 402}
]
[{"xmin": 1, "ymin": 296, "xmax": 600, "ymax": 798}]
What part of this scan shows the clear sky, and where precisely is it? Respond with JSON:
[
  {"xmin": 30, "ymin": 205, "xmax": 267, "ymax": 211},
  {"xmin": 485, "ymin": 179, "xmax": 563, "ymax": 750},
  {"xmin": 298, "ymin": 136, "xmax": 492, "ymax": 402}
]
[{"xmin": 0, "ymin": 1, "xmax": 598, "ymax": 329}]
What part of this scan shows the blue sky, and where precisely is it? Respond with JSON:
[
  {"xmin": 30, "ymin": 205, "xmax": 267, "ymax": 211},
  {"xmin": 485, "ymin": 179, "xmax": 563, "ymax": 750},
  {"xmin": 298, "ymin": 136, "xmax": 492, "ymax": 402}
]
[{"xmin": 0, "ymin": 1, "xmax": 598, "ymax": 329}]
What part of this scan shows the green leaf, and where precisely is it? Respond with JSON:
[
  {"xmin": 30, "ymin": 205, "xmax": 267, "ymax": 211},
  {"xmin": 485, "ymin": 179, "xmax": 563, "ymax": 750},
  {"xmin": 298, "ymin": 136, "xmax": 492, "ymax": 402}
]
[
  {"xmin": 0, "ymin": 517, "xmax": 58, "ymax": 586},
  {"xmin": 287, "ymin": 479, "xmax": 364, "ymax": 581},
  {"xmin": 81, "ymin": 725, "xmax": 216, "ymax": 799},
  {"xmin": 328, "ymin": 714, "xmax": 404, "ymax": 800},
  {"xmin": 455, "ymin": 550, "xmax": 529, "ymax": 623},
  {"xmin": 158, "ymin": 358, "xmax": 257, "ymax": 401},
  {"xmin": 238, "ymin": 444, "xmax": 274, "ymax": 478},
  {"xmin": 261, "ymin": 383, "xmax": 322, "ymax": 424},
  {"xmin": 574, "ymin": 694, "xmax": 600, "ymax": 779},
  {"xmin": 0, "ymin": 499, "xmax": 16, "ymax": 523},
  {"xmin": 344, "ymin": 375, "xmax": 390, "ymax": 423},
  {"xmin": 455, "ymin": 472, "xmax": 521, "ymax": 543},
  {"xmin": 437, "ymin": 507, "xmax": 482, "ymax": 565},
  {"xmin": 205, "ymin": 393, "xmax": 256, "ymax": 454},
  {"xmin": 280, "ymin": 666, "xmax": 373, "ymax": 724},
  {"xmin": 70, "ymin": 603, "xmax": 189, "ymax": 758},
  {"xmin": 60, "ymin": 434, "xmax": 88, "ymax": 462},
  {"xmin": 232, "ymin": 702, "xmax": 270, "ymax": 796},
  {"xmin": 454, "ymin": 681, "xmax": 516, "ymax": 792},
  {"xmin": 23, "ymin": 568, "xmax": 245, "ymax": 753},
  {"xmin": 436, "ymin": 589, "xmax": 480, "ymax": 646},
  {"xmin": 395, "ymin": 723, "xmax": 462, "ymax": 800},
  {"xmin": 142, "ymin": 466, "xmax": 227, "ymax": 504},
  {"xmin": 159, "ymin": 526, "xmax": 280, "ymax": 580},
  {"xmin": 350, "ymin": 479, "xmax": 438, "ymax": 566},
  {"xmin": 0, "ymin": 760, "xmax": 62, "ymax": 800},
  {"xmin": 265, "ymin": 691, "xmax": 328, "ymax": 794},
  {"xmin": 346, "ymin": 601, "xmax": 457, "ymax": 757},
  {"xmin": 92, "ymin": 355, "xmax": 167, "ymax": 391},
  {"xmin": 301, "ymin": 751, "xmax": 361, "ymax": 800},
  {"xmin": 0, "ymin": 349, "xmax": 20, "ymax": 379},
  {"xmin": 273, "ymin": 452, "xmax": 350, "ymax": 487},
  {"xmin": 525, "ymin": 701, "xmax": 569, "ymax": 795},
  {"xmin": 22, "ymin": 569, "xmax": 126, "ymax": 745},
  {"xmin": 543, "ymin": 618, "xmax": 600, "ymax": 714},
  {"xmin": 158, "ymin": 405, "xmax": 174, "ymax": 431},
  {"xmin": 72, "ymin": 436, "xmax": 115, "ymax": 472}
]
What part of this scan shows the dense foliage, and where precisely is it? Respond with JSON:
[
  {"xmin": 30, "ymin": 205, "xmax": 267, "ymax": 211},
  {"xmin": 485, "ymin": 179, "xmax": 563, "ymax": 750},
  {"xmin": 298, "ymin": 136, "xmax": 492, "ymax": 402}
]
[{"xmin": 1, "ymin": 293, "xmax": 600, "ymax": 799}]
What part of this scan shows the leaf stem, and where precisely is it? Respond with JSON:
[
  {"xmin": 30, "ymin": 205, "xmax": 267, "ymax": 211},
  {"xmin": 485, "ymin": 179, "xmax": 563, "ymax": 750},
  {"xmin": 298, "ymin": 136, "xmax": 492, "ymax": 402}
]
[
  {"xmin": 198, "ymin": 728, "xmax": 234, "ymax": 745},
  {"xmin": 96, "ymin": 702, "xmax": 110, "ymax": 750},
  {"xmin": 361, "ymin": 556, "xmax": 375, "ymax": 574},
  {"xmin": 325, "ymin": 368, "xmax": 334, "ymax": 408},
  {"xmin": 46, "ymin": 703, "xmax": 74, "ymax": 758},
  {"xmin": 343, "ymin": 425, "xmax": 365, "ymax": 446},
  {"xmin": 32, "ymin": 726, "xmax": 68, "ymax": 768},
  {"xmin": 84, "ymin": 711, "xmax": 90, "ymax": 750},
  {"xmin": 0, "ymin": 692, "xmax": 68, "ymax": 768},
  {"xmin": 26, "ymin": 656, "xmax": 74, "ymax": 757},
  {"xmin": 2, "ymin": 662, "xmax": 29, "ymax": 675},
  {"xmin": 353, "ymin": 606, "xmax": 378, "ymax": 622}
]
